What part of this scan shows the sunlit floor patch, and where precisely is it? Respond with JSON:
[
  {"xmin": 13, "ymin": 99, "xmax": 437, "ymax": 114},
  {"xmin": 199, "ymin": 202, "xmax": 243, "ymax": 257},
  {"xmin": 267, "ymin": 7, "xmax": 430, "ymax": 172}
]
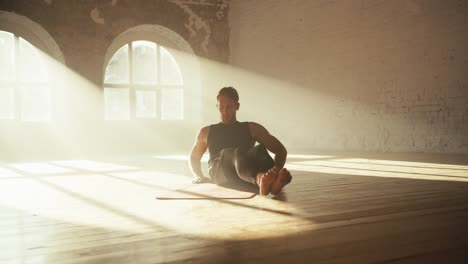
[
  {"xmin": 50, "ymin": 160, "xmax": 138, "ymax": 172},
  {"xmin": 0, "ymin": 158, "xmax": 314, "ymax": 241},
  {"xmin": 7, "ymin": 163, "xmax": 75, "ymax": 175},
  {"xmin": 0, "ymin": 167, "xmax": 23, "ymax": 178},
  {"xmin": 335, "ymin": 158, "xmax": 468, "ymax": 170},
  {"xmin": 287, "ymin": 157, "xmax": 468, "ymax": 182},
  {"xmin": 287, "ymin": 154, "xmax": 335, "ymax": 159}
]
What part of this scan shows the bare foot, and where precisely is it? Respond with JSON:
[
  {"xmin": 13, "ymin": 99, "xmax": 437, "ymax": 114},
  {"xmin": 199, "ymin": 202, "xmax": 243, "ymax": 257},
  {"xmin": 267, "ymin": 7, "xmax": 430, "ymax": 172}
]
[
  {"xmin": 256, "ymin": 167, "xmax": 279, "ymax": 196},
  {"xmin": 271, "ymin": 168, "xmax": 292, "ymax": 195}
]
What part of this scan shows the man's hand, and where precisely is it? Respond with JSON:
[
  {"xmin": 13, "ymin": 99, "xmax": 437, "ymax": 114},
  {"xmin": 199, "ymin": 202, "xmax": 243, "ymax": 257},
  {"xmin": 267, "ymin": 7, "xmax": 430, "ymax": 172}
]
[{"xmin": 192, "ymin": 176, "xmax": 212, "ymax": 184}]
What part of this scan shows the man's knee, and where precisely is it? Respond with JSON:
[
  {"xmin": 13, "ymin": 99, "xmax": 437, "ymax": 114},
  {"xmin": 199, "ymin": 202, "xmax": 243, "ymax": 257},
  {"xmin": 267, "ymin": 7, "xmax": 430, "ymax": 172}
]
[{"xmin": 248, "ymin": 145, "xmax": 275, "ymax": 172}]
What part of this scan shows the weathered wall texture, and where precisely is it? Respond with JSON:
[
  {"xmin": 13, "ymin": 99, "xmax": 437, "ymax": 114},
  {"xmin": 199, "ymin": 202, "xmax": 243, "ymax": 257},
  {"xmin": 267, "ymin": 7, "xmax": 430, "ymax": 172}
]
[
  {"xmin": 0, "ymin": 0, "xmax": 229, "ymax": 83},
  {"xmin": 1, "ymin": 0, "xmax": 467, "ymax": 157},
  {"xmin": 229, "ymin": 0, "xmax": 468, "ymax": 154},
  {"xmin": 0, "ymin": 0, "xmax": 230, "ymax": 158}
]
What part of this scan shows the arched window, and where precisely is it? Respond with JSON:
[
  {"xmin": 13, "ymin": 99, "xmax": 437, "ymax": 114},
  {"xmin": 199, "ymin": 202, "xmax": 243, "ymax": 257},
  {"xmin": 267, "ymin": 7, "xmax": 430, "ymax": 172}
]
[
  {"xmin": 0, "ymin": 30, "xmax": 50, "ymax": 121},
  {"xmin": 104, "ymin": 40, "xmax": 184, "ymax": 120}
]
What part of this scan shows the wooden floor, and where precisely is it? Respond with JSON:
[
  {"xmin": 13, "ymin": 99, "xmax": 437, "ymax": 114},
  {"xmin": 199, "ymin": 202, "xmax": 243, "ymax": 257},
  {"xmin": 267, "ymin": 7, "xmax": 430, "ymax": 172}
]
[{"xmin": 1, "ymin": 152, "xmax": 468, "ymax": 264}]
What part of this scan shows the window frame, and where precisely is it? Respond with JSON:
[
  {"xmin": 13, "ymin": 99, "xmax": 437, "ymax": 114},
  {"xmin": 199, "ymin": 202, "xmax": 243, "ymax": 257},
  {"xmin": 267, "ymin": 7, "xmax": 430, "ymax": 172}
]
[
  {"xmin": 103, "ymin": 41, "xmax": 185, "ymax": 121},
  {"xmin": 102, "ymin": 25, "xmax": 202, "ymax": 125},
  {"xmin": 0, "ymin": 31, "xmax": 51, "ymax": 122},
  {"xmin": 0, "ymin": 12, "xmax": 65, "ymax": 124}
]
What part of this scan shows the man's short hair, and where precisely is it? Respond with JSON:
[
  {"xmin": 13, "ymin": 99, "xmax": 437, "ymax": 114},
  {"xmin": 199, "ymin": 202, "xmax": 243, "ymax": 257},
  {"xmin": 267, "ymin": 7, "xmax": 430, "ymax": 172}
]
[{"xmin": 217, "ymin": 86, "xmax": 239, "ymax": 102}]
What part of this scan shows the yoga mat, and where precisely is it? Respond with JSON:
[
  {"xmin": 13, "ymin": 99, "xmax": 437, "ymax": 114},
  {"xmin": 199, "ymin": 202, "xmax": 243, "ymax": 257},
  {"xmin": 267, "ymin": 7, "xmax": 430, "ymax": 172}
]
[{"xmin": 156, "ymin": 183, "xmax": 256, "ymax": 200}]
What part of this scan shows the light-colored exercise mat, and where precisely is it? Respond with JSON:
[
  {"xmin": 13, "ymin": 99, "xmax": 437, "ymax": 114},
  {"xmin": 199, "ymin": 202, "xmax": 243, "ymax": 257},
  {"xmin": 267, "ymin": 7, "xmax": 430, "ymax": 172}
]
[{"xmin": 156, "ymin": 183, "xmax": 257, "ymax": 200}]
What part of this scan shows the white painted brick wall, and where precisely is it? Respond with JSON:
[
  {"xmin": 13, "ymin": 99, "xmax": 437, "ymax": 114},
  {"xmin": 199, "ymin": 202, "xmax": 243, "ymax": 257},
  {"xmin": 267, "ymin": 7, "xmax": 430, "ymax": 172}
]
[{"xmin": 228, "ymin": 0, "xmax": 468, "ymax": 153}]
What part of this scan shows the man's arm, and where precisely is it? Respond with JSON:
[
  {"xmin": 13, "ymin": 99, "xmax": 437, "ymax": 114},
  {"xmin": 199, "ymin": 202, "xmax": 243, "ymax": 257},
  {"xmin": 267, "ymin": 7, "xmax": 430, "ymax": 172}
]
[
  {"xmin": 249, "ymin": 122, "xmax": 287, "ymax": 169},
  {"xmin": 189, "ymin": 126, "xmax": 210, "ymax": 183}
]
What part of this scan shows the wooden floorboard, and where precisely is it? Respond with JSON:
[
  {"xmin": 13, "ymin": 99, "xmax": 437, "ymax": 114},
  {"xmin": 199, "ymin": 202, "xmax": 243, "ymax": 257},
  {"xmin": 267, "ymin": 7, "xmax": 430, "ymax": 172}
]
[{"xmin": 1, "ymin": 152, "xmax": 468, "ymax": 263}]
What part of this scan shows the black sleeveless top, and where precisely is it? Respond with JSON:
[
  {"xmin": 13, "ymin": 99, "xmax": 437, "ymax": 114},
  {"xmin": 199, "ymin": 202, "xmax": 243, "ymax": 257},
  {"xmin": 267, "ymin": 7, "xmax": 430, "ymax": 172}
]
[{"xmin": 207, "ymin": 121, "xmax": 254, "ymax": 165}]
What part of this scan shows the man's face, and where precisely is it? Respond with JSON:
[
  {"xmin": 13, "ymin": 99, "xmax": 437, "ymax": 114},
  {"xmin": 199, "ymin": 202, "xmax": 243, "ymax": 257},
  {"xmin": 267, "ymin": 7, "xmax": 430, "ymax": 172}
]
[{"xmin": 217, "ymin": 95, "xmax": 239, "ymax": 124}]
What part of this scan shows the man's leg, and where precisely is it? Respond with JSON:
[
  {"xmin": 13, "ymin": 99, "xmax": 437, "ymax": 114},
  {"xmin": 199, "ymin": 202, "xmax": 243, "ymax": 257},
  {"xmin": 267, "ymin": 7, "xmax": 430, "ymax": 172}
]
[
  {"xmin": 214, "ymin": 145, "xmax": 291, "ymax": 195},
  {"xmin": 234, "ymin": 145, "xmax": 292, "ymax": 195},
  {"xmin": 233, "ymin": 145, "xmax": 279, "ymax": 195}
]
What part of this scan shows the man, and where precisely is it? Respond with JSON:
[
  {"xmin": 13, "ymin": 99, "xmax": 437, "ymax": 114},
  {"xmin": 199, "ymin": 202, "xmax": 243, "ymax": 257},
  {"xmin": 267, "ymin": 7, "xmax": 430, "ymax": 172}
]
[{"xmin": 189, "ymin": 87, "xmax": 292, "ymax": 195}]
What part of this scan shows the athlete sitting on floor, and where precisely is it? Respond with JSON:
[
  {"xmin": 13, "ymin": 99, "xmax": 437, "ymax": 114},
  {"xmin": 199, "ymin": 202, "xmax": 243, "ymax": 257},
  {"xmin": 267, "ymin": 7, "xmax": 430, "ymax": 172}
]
[{"xmin": 189, "ymin": 86, "xmax": 292, "ymax": 195}]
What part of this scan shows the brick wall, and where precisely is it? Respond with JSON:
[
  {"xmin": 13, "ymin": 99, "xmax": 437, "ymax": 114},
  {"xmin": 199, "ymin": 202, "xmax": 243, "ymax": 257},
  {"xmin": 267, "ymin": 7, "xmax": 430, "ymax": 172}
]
[
  {"xmin": 0, "ymin": 0, "xmax": 230, "ymax": 158},
  {"xmin": 228, "ymin": 0, "xmax": 468, "ymax": 153}
]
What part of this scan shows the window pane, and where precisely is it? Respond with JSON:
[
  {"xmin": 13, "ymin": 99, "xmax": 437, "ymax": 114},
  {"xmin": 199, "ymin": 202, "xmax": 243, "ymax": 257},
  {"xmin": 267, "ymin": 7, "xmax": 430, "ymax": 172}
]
[
  {"xmin": 0, "ymin": 87, "xmax": 15, "ymax": 119},
  {"xmin": 133, "ymin": 41, "xmax": 157, "ymax": 85},
  {"xmin": 104, "ymin": 45, "xmax": 129, "ymax": 84},
  {"xmin": 19, "ymin": 38, "xmax": 48, "ymax": 83},
  {"xmin": 135, "ymin": 90, "xmax": 157, "ymax": 118},
  {"xmin": 20, "ymin": 85, "xmax": 50, "ymax": 121},
  {"xmin": 0, "ymin": 31, "xmax": 14, "ymax": 81},
  {"xmin": 160, "ymin": 46, "xmax": 183, "ymax": 85},
  {"xmin": 104, "ymin": 87, "xmax": 130, "ymax": 120},
  {"xmin": 161, "ymin": 88, "xmax": 183, "ymax": 120}
]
